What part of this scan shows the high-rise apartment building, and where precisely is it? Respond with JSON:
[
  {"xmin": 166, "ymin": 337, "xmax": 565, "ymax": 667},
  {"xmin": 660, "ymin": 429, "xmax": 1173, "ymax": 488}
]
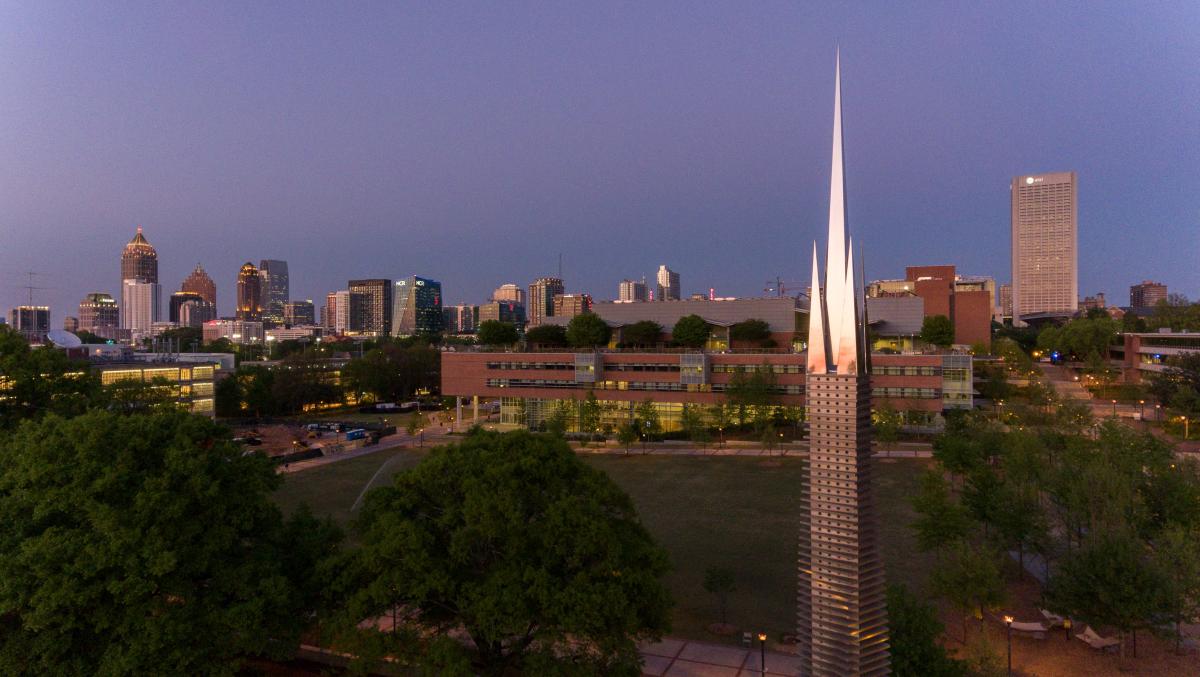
[
  {"xmin": 348, "ymin": 279, "xmax": 393, "ymax": 336},
  {"xmin": 656, "ymin": 265, "xmax": 680, "ymax": 301},
  {"xmin": 797, "ymin": 55, "xmax": 889, "ymax": 676},
  {"xmin": 1011, "ymin": 171, "xmax": 1078, "ymax": 323},
  {"xmin": 236, "ymin": 262, "xmax": 263, "ymax": 321},
  {"xmin": 1130, "ymin": 281, "xmax": 1167, "ymax": 309},
  {"xmin": 618, "ymin": 279, "xmax": 648, "ymax": 302},
  {"xmin": 391, "ymin": 276, "xmax": 443, "ymax": 336},
  {"xmin": 321, "ymin": 292, "xmax": 336, "ymax": 330},
  {"xmin": 181, "ymin": 264, "xmax": 217, "ymax": 306},
  {"xmin": 121, "ymin": 226, "xmax": 158, "ymax": 286},
  {"xmin": 527, "ymin": 277, "xmax": 564, "ymax": 327},
  {"xmin": 9, "ymin": 306, "xmax": 50, "ymax": 341},
  {"xmin": 78, "ymin": 292, "xmax": 120, "ymax": 331},
  {"xmin": 259, "ymin": 260, "xmax": 289, "ymax": 325},
  {"xmin": 284, "ymin": 300, "xmax": 316, "ymax": 326},
  {"xmin": 121, "ymin": 280, "xmax": 161, "ymax": 336},
  {"xmin": 552, "ymin": 293, "xmax": 593, "ymax": 318},
  {"xmin": 999, "ymin": 284, "xmax": 1013, "ymax": 321},
  {"xmin": 492, "ymin": 283, "xmax": 525, "ymax": 304}
]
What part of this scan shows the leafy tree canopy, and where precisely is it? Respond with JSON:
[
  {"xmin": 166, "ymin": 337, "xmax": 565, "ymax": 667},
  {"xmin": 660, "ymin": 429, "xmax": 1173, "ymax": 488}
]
[
  {"xmin": 341, "ymin": 430, "xmax": 672, "ymax": 674},
  {"xmin": 566, "ymin": 312, "xmax": 613, "ymax": 349},
  {"xmin": 0, "ymin": 411, "xmax": 341, "ymax": 674},
  {"xmin": 887, "ymin": 584, "xmax": 970, "ymax": 677},
  {"xmin": 919, "ymin": 314, "xmax": 955, "ymax": 348},
  {"xmin": 729, "ymin": 319, "xmax": 771, "ymax": 343},
  {"xmin": 621, "ymin": 320, "xmax": 663, "ymax": 347},
  {"xmin": 525, "ymin": 324, "xmax": 568, "ymax": 348},
  {"xmin": 0, "ymin": 326, "xmax": 99, "ymax": 430},
  {"xmin": 671, "ymin": 314, "xmax": 711, "ymax": 349},
  {"xmin": 476, "ymin": 320, "xmax": 519, "ymax": 346}
]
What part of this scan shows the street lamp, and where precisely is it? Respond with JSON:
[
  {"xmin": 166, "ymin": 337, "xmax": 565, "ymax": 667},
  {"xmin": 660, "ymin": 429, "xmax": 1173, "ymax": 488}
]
[
  {"xmin": 1139, "ymin": 400, "xmax": 1145, "ymax": 421},
  {"xmin": 1003, "ymin": 615, "xmax": 1014, "ymax": 676},
  {"xmin": 1111, "ymin": 399, "xmax": 1117, "ymax": 417},
  {"xmin": 757, "ymin": 632, "xmax": 767, "ymax": 676},
  {"xmin": 1156, "ymin": 403, "xmax": 1162, "ymax": 421}
]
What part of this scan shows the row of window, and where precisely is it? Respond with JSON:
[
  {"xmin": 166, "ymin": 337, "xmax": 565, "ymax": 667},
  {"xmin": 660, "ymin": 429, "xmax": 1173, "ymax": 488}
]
[
  {"xmin": 485, "ymin": 361, "xmax": 573, "ymax": 370},
  {"xmin": 873, "ymin": 387, "xmax": 939, "ymax": 399},
  {"xmin": 712, "ymin": 364, "xmax": 806, "ymax": 374},
  {"xmin": 870, "ymin": 365, "xmax": 940, "ymax": 376}
]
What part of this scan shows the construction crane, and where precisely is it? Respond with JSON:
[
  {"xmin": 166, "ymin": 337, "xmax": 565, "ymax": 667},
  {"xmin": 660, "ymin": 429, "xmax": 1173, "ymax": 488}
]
[{"xmin": 763, "ymin": 277, "xmax": 806, "ymax": 298}]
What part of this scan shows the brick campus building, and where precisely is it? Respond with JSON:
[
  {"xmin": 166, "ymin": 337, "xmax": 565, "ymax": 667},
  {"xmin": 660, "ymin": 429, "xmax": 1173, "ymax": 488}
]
[{"xmin": 441, "ymin": 295, "xmax": 973, "ymax": 433}]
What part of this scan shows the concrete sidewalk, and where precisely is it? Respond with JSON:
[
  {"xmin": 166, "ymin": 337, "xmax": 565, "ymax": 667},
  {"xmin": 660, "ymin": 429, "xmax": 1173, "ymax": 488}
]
[{"xmin": 640, "ymin": 638, "xmax": 800, "ymax": 676}]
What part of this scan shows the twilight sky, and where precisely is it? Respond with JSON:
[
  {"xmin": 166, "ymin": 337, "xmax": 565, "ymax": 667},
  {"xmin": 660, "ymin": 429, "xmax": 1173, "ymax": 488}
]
[{"xmin": 2, "ymin": 2, "xmax": 1198, "ymax": 318}]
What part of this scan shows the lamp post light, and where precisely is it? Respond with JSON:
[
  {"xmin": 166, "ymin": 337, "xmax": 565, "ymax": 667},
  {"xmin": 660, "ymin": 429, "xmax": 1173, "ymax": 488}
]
[
  {"xmin": 1156, "ymin": 403, "xmax": 1162, "ymax": 421},
  {"xmin": 1139, "ymin": 400, "xmax": 1145, "ymax": 423},
  {"xmin": 757, "ymin": 632, "xmax": 767, "ymax": 676},
  {"xmin": 1003, "ymin": 615, "xmax": 1014, "ymax": 676},
  {"xmin": 1112, "ymin": 399, "xmax": 1117, "ymax": 417}
]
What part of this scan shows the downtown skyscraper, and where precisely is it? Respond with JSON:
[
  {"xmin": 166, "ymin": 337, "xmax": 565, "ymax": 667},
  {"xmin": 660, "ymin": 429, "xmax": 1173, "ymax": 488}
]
[
  {"xmin": 119, "ymin": 227, "xmax": 160, "ymax": 334},
  {"xmin": 259, "ymin": 259, "xmax": 289, "ymax": 325},
  {"xmin": 1010, "ymin": 171, "xmax": 1077, "ymax": 323},
  {"xmin": 798, "ymin": 54, "xmax": 889, "ymax": 677}
]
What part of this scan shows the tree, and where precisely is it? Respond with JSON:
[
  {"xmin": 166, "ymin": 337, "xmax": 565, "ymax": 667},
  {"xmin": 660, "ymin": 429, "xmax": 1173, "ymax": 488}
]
[
  {"xmin": 100, "ymin": 376, "xmax": 187, "ymax": 415},
  {"xmin": 616, "ymin": 424, "xmax": 638, "ymax": 454},
  {"xmin": 621, "ymin": 320, "xmax": 663, "ymax": 348},
  {"xmin": 671, "ymin": 314, "xmax": 711, "ymax": 349},
  {"xmin": 344, "ymin": 343, "xmax": 440, "ymax": 404},
  {"xmin": 405, "ymin": 411, "xmax": 425, "ymax": 439},
  {"xmin": 1152, "ymin": 525, "xmax": 1200, "ymax": 654},
  {"xmin": 930, "ymin": 541, "xmax": 1006, "ymax": 642},
  {"xmin": 238, "ymin": 366, "xmax": 277, "ymax": 418},
  {"xmin": 214, "ymin": 374, "xmax": 242, "ymax": 418},
  {"xmin": 729, "ymin": 319, "xmax": 770, "ymax": 343},
  {"xmin": 544, "ymin": 401, "xmax": 572, "ymax": 438},
  {"xmin": 726, "ymin": 365, "xmax": 778, "ymax": 432},
  {"xmin": 1046, "ymin": 528, "xmax": 1167, "ymax": 660},
  {"xmin": 702, "ymin": 567, "xmax": 736, "ymax": 627},
  {"xmin": 578, "ymin": 391, "xmax": 602, "ymax": 437},
  {"xmin": 0, "ymin": 411, "xmax": 341, "ymax": 674},
  {"xmin": 887, "ymin": 584, "xmax": 969, "ymax": 677},
  {"xmin": 910, "ymin": 470, "xmax": 972, "ymax": 554},
  {"xmin": 272, "ymin": 352, "xmax": 342, "ymax": 414},
  {"xmin": 566, "ymin": 312, "xmax": 612, "ymax": 349},
  {"xmin": 342, "ymin": 430, "xmax": 672, "ymax": 674},
  {"xmin": 525, "ymin": 324, "xmax": 568, "ymax": 348},
  {"xmin": 476, "ymin": 320, "xmax": 518, "ymax": 347},
  {"xmin": 0, "ymin": 326, "xmax": 100, "ymax": 430},
  {"xmin": 679, "ymin": 403, "xmax": 709, "ymax": 448},
  {"xmin": 634, "ymin": 399, "xmax": 661, "ymax": 443},
  {"xmin": 873, "ymin": 401, "xmax": 903, "ymax": 448},
  {"xmin": 919, "ymin": 314, "xmax": 955, "ymax": 348}
]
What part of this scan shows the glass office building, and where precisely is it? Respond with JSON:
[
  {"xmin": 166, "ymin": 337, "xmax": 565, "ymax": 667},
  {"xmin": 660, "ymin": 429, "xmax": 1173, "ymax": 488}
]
[{"xmin": 391, "ymin": 276, "xmax": 443, "ymax": 336}]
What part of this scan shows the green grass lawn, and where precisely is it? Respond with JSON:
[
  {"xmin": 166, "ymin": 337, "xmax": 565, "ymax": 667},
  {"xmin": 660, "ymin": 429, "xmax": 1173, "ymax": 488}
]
[{"xmin": 274, "ymin": 449, "xmax": 931, "ymax": 644}]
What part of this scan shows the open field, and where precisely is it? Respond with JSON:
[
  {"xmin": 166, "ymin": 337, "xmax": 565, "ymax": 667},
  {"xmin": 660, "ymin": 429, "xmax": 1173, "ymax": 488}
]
[{"xmin": 273, "ymin": 448, "xmax": 932, "ymax": 644}]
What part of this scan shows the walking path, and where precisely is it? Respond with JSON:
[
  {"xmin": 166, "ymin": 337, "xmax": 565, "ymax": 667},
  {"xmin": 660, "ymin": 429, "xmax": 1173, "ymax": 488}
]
[{"xmin": 639, "ymin": 638, "xmax": 800, "ymax": 676}]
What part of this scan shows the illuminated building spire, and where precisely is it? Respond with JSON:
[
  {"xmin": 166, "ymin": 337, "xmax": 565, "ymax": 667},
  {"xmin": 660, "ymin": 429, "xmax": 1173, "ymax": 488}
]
[{"xmin": 807, "ymin": 48, "xmax": 865, "ymax": 376}]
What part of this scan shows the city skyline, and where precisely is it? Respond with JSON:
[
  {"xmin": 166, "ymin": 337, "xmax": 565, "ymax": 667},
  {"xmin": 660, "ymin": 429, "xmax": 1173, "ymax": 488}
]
[{"xmin": 2, "ymin": 3, "xmax": 1198, "ymax": 317}]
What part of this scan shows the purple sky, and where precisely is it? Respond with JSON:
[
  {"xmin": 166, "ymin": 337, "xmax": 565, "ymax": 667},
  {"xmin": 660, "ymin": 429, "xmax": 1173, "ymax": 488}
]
[{"xmin": 2, "ymin": 2, "xmax": 1198, "ymax": 318}]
